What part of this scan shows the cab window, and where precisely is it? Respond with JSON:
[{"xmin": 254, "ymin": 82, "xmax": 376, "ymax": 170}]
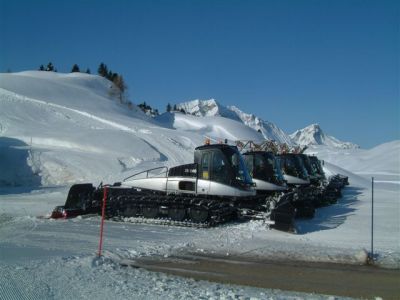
[
  {"xmin": 211, "ymin": 151, "xmax": 230, "ymax": 184},
  {"xmin": 200, "ymin": 153, "xmax": 210, "ymax": 180}
]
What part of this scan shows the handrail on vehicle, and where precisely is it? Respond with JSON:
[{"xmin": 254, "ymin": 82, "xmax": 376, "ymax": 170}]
[{"xmin": 123, "ymin": 166, "xmax": 169, "ymax": 182}]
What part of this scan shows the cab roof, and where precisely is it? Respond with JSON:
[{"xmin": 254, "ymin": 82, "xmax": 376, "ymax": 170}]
[
  {"xmin": 195, "ymin": 144, "xmax": 237, "ymax": 151},
  {"xmin": 242, "ymin": 150, "xmax": 275, "ymax": 155}
]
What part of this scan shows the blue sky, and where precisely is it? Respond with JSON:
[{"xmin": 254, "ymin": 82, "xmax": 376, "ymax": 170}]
[{"xmin": 0, "ymin": 0, "xmax": 398, "ymax": 148}]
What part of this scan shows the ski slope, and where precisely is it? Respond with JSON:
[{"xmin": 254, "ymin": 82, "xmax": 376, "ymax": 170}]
[{"xmin": 0, "ymin": 71, "xmax": 399, "ymax": 299}]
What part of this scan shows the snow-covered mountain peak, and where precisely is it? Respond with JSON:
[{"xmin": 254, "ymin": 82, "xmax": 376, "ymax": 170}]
[
  {"xmin": 176, "ymin": 99, "xmax": 240, "ymax": 120},
  {"xmin": 308, "ymin": 123, "xmax": 322, "ymax": 131},
  {"xmin": 176, "ymin": 99, "xmax": 293, "ymax": 144},
  {"xmin": 227, "ymin": 105, "xmax": 293, "ymax": 145},
  {"xmin": 290, "ymin": 124, "xmax": 359, "ymax": 149}
]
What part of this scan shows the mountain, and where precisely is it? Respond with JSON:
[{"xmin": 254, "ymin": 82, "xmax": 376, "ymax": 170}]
[
  {"xmin": 176, "ymin": 99, "xmax": 293, "ymax": 144},
  {"xmin": 156, "ymin": 112, "xmax": 264, "ymax": 143},
  {"xmin": 290, "ymin": 124, "xmax": 359, "ymax": 149},
  {"xmin": 176, "ymin": 99, "xmax": 241, "ymax": 121},
  {"xmin": 227, "ymin": 106, "xmax": 293, "ymax": 145}
]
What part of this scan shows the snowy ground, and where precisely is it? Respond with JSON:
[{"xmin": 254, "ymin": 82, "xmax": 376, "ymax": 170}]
[
  {"xmin": 0, "ymin": 171, "xmax": 398, "ymax": 299},
  {"xmin": 1, "ymin": 189, "xmax": 359, "ymax": 300},
  {"xmin": 0, "ymin": 71, "xmax": 399, "ymax": 299}
]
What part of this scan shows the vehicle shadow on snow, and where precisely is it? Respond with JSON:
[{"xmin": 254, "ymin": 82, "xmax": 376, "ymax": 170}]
[
  {"xmin": 295, "ymin": 186, "xmax": 364, "ymax": 234},
  {"xmin": 0, "ymin": 137, "xmax": 41, "ymax": 195}
]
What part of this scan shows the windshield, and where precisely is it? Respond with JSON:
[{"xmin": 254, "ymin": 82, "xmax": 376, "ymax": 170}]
[
  {"xmin": 224, "ymin": 148, "xmax": 253, "ymax": 186},
  {"xmin": 268, "ymin": 153, "xmax": 285, "ymax": 183},
  {"xmin": 280, "ymin": 154, "xmax": 309, "ymax": 180},
  {"xmin": 243, "ymin": 152, "xmax": 286, "ymax": 185},
  {"xmin": 309, "ymin": 156, "xmax": 325, "ymax": 177},
  {"xmin": 300, "ymin": 155, "xmax": 315, "ymax": 176},
  {"xmin": 294, "ymin": 155, "xmax": 309, "ymax": 179}
]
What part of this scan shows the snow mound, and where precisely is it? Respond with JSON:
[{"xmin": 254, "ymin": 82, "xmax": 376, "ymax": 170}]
[
  {"xmin": 156, "ymin": 112, "xmax": 264, "ymax": 143},
  {"xmin": 290, "ymin": 124, "xmax": 359, "ymax": 149}
]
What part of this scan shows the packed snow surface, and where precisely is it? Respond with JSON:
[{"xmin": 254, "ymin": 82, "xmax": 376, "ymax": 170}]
[{"xmin": 0, "ymin": 71, "xmax": 399, "ymax": 299}]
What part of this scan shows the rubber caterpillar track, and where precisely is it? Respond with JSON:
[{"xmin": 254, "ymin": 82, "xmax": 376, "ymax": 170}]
[
  {"xmin": 109, "ymin": 216, "xmax": 213, "ymax": 228},
  {"xmin": 104, "ymin": 188, "xmax": 237, "ymax": 227}
]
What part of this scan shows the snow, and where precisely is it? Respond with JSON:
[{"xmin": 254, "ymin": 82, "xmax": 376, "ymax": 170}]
[
  {"xmin": 156, "ymin": 112, "xmax": 264, "ymax": 143},
  {"xmin": 175, "ymin": 99, "xmax": 293, "ymax": 144},
  {"xmin": 228, "ymin": 105, "xmax": 293, "ymax": 145},
  {"xmin": 176, "ymin": 98, "xmax": 241, "ymax": 121},
  {"xmin": 290, "ymin": 124, "xmax": 359, "ymax": 149},
  {"xmin": 0, "ymin": 71, "xmax": 399, "ymax": 299}
]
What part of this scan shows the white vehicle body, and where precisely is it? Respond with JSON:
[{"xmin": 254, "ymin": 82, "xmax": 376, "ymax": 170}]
[
  {"xmin": 122, "ymin": 176, "xmax": 256, "ymax": 197},
  {"xmin": 283, "ymin": 174, "xmax": 310, "ymax": 186},
  {"xmin": 252, "ymin": 178, "xmax": 288, "ymax": 191}
]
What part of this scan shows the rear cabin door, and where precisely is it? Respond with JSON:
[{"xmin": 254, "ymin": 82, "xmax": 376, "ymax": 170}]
[{"xmin": 197, "ymin": 151, "xmax": 210, "ymax": 195}]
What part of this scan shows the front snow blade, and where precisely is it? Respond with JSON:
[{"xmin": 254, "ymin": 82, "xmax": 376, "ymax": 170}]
[{"xmin": 270, "ymin": 200, "xmax": 296, "ymax": 233}]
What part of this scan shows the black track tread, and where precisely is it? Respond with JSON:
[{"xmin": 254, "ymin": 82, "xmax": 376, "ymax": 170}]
[{"xmin": 103, "ymin": 188, "xmax": 236, "ymax": 228}]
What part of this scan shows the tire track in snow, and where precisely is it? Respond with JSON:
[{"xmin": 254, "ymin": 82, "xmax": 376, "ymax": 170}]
[{"xmin": 0, "ymin": 263, "xmax": 51, "ymax": 300}]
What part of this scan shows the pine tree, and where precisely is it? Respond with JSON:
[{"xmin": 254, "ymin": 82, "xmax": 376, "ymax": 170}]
[
  {"xmin": 113, "ymin": 74, "xmax": 126, "ymax": 93},
  {"xmin": 166, "ymin": 103, "xmax": 172, "ymax": 112},
  {"xmin": 39, "ymin": 65, "xmax": 45, "ymax": 71},
  {"xmin": 98, "ymin": 63, "xmax": 108, "ymax": 77},
  {"xmin": 86, "ymin": 68, "xmax": 91, "ymax": 74},
  {"xmin": 173, "ymin": 104, "xmax": 177, "ymax": 111},
  {"xmin": 107, "ymin": 70, "xmax": 112, "ymax": 80},
  {"xmin": 46, "ymin": 62, "xmax": 54, "ymax": 71},
  {"xmin": 71, "ymin": 64, "xmax": 80, "ymax": 73},
  {"xmin": 113, "ymin": 74, "xmax": 126, "ymax": 102}
]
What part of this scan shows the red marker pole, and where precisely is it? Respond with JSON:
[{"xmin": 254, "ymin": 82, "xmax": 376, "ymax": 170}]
[{"xmin": 98, "ymin": 186, "xmax": 108, "ymax": 257}]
